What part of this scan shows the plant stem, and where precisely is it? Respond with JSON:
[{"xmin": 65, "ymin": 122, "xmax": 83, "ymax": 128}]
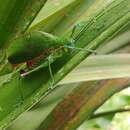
[{"xmin": 91, "ymin": 107, "xmax": 130, "ymax": 119}]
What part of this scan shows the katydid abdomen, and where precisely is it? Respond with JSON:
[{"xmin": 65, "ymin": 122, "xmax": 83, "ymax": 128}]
[
  {"xmin": 7, "ymin": 31, "xmax": 72, "ymax": 76},
  {"xmin": 8, "ymin": 31, "xmax": 71, "ymax": 65}
]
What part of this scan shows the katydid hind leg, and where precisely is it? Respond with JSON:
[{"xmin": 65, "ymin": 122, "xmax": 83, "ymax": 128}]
[{"xmin": 48, "ymin": 56, "xmax": 55, "ymax": 89}]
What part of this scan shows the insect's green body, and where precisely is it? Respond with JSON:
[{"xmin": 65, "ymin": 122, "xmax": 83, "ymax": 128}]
[
  {"xmin": 7, "ymin": 21, "xmax": 96, "ymax": 99},
  {"xmin": 7, "ymin": 30, "xmax": 74, "ymax": 76},
  {"xmin": 8, "ymin": 31, "xmax": 71, "ymax": 64},
  {"xmin": 7, "ymin": 22, "xmax": 94, "ymax": 76}
]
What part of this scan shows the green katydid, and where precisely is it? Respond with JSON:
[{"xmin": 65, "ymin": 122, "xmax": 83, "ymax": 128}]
[
  {"xmin": 7, "ymin": 22, "xmax": 97, "ymax": 80},
  {"xmin": 7, "ymin": 22, "xmax": 97, "ymax": 101}
]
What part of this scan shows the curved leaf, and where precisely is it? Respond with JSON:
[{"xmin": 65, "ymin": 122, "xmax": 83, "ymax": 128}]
[{"xmin": 0, "ymin": 0, "xmax": 47, "ymax": 48}]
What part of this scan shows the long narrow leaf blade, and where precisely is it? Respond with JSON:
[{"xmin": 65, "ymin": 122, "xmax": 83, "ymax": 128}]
[
  {"xmin": 37, "ymin": 78, "xmax": 130, "ymax": 130},
  {"xmin": 0, "ymin": 0, "xmax": 47, "ymax": 48},
  {"xmin": 60, "ymin": 54, "xmax": 130, "ymax": 84}
]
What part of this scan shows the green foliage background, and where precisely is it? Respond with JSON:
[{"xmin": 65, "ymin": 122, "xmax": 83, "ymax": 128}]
[{"xmin": 0, "ymin": 0, "xmax": 130, "ymax": 130}]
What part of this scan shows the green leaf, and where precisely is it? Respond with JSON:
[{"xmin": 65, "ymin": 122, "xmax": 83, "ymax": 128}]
[
  {"xmin": 29, "ymin": 0, "xmax": 98, "ymax": 35},
  {"xmin": 60, "ymin": 54, "xmax": 130, "ymax": 84},
  {"xmin": 37, "ymin": 78, "xmax": 130, "ymax": 130},
  {"xmin": 97, "ymin": 31, "xmax": 130, "ymax": 54},
  {"xmin": 0, "ymin": 0, "xmax": 47, "ymax": 48},
  {"xmin": 0, "ymin": 0, "xmax": 130, "ymax": 129}
]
